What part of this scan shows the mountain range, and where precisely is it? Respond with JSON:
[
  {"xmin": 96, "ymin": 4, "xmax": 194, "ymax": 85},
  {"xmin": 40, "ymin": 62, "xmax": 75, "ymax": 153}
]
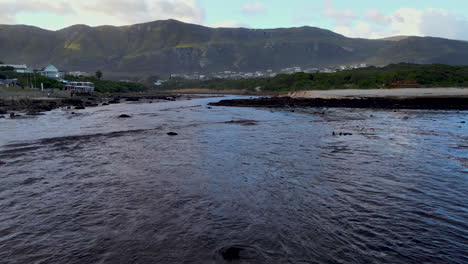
[{"xmin": 1, "ymin": 19, "xmax": 468, "ymax": 78}]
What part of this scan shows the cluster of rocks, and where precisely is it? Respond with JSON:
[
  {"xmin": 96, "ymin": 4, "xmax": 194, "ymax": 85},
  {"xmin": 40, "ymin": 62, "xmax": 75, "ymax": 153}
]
[
  {"xmin": 209, "ymin": 97, "xmax": 468, "ymax": 110},
  {"xmin": 0, "ymin": 94, "xmax": 186, "ymax": 118}
]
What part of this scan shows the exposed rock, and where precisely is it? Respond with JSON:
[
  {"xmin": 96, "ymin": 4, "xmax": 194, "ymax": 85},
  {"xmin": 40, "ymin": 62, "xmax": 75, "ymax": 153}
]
[
  {"xmin": 26, "ymin": 111, "xmax": 45, "ymax": 116},
  {"xmin": 224, "ymin": 120, "xmax": 258, "ymax": 126},
  {"xmin": 167, "ymin": 132, "xmax": 178, "ymax": 136},
  {"xmin": 209, "ymin": 97, "xmax": 468, "ymax": 110},
  {"xmin": 102, "ymin": 103, "xmax": 110, "ymax": 106},
  {"xmin": 118, "ymin": 114, "xmax": 131, "ymax": 118},
  {"xmin": 75, "ymin": 105, "xmax": 86, "ymax": 110},
  {"xmin": 220, "ymin": 247, "xmax": 242, "ymax": 261}
]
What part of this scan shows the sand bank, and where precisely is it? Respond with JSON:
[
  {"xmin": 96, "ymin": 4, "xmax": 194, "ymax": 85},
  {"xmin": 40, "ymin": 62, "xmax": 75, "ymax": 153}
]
[{"xmin": 289, "ymin": 88, "xmax": 468, "ymax": 99}]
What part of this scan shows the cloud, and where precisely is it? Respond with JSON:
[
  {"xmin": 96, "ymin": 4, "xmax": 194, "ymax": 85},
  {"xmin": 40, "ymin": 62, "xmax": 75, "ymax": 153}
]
[
  {"xmin": 81, "ymin": 0, "xmax": 205, "ymax": 25},
  {"xmin": 0, "ymin": 0, "xmax": 74, "ymax": 24},
  {"xmin": 211, "ymin": 20, "xmax": 251, "ymax": 28},
  {"xmin": 322, "ymin": 0, "xmax": 357, "ymax": 26},
  {"xmin": 364, "ymin": 9, "xmax": 392, "ymax": 26},
  {"xmin": 321, "ymin": 2, "xmax": 468, "ymax": 41},
  {"xmin": 242, "ymin": 2, "xmax": 267, "ymax": 16},
  {"xmin": 0, "ymin": 0, "xmax": 205, "ymax": 29},
  {"xmin": 419, "ymin": 9, "xmax": 468, "ymax": 40}
]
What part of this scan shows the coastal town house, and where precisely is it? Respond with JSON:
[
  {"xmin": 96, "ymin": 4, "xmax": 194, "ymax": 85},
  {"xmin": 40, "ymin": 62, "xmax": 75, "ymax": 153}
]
[{"xmin": 39, "ymin": 65, "xmax": 65, "ymax": 79}]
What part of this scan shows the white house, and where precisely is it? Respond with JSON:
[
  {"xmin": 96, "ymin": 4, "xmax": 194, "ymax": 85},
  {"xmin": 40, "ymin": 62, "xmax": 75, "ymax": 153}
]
[{"xmin": 39, "ymin": 65, "xmax": 64, "ymax": 79}]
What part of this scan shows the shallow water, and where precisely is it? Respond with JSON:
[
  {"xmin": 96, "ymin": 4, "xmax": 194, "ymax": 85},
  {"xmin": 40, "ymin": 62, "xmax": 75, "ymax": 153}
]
[{"xmin": 0, "ymin": 96, "xmax": 467, "ymax": 264}]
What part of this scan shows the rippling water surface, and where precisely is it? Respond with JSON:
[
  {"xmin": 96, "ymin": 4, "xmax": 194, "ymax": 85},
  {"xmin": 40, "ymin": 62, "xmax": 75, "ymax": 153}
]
[{"xmin": 0, "ymin": 96, "xmax": 467, "ymax": 264}]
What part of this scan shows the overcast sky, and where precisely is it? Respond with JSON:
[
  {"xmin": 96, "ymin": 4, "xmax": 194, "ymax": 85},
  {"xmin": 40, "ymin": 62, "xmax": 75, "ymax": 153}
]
[{"xmin": 1, "ymin": 0, "xmax": 468, "ymax": 40}]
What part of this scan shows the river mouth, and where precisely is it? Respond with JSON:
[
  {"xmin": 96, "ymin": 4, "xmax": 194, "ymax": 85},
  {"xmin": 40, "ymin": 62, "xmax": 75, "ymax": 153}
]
[{"xmin": 0, "ymin": 96, "xmax": 467, "ymax": 264}]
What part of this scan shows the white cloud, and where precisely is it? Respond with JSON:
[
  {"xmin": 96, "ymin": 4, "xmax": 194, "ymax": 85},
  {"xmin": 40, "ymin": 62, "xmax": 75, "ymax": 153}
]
[
  {"xmin": 364, "ymin": 9, "xmax": 392, "ymax": 26},
  {"xmin": 0, "ymin": 0, "xmax": 74, "ymax": 24},
  {"xmin": 211, "ymin": 20, "xmax": 250, "ymax": 28},
  {"xmin": 242, "ymin": 2, "xmax": 267, "ymax": 16},
  {"xmin": 327, "ymin": 5, "xmax": 468, "ymax": 41},
  {"xmin": 0, "ymin": 0, "xmax": 205, "ymax": 29},
  {"xmin": 335, "ymin": 22, "xmax": 383, "ymax": 39},
  {"xmin": 419, "ymin": 9, "xmax": 468, "ymax": 40},
  {"xmin": 322, "ymin": 0, "xmax": 357, "ymax": 26},
  {"xmin": 80, "ymin": 0, "xmax": 205, "ymax": 25}
]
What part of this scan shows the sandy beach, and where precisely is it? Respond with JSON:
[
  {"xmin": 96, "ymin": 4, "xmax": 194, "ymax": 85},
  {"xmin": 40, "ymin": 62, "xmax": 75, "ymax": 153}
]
[{"xmin": 289, "ymin": 88, "xmax": 468, "ymax": 99}]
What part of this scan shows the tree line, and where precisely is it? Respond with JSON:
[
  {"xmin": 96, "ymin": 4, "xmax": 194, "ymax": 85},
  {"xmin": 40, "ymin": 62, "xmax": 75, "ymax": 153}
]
[{"xmin": 162, "ymin": 63, "xmax": 468, "ymax": 92}]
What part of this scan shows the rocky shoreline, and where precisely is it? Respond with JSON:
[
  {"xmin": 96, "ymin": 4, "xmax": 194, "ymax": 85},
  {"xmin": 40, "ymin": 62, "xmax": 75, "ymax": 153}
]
[
  {"xmin": 0, "ymin": 94, "xmax": 187, "ymax": 118},
  {"xmin": 209, "ymin": 97, "xmax": 468, "ymax": 110}
]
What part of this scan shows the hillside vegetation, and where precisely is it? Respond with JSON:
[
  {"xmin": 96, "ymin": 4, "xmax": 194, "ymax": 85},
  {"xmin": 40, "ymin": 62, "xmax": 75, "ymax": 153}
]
[
  {"xmin": 162, "ymin": 64, "xmax": 468, "ymax": 92},
  {"xmin": 1, "ymin": 20, "xmax": 468, "ymax": 76}
]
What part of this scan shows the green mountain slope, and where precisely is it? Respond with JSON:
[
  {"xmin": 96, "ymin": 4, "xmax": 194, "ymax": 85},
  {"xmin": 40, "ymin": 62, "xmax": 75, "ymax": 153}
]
[{"xmin": 1, "ymin": 19, "xmax": 468, "ymax": 76}]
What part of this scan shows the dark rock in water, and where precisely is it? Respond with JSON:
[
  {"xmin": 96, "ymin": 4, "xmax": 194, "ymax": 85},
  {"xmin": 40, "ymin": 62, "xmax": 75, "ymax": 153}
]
[
  {"xmin": 0, "ymin": 109, "xmax": 7, "ymax": 115},
  {"xmin": 75, "ymin": 105, "xmax": 86, "ymax": 110},
  {"xmin": 167, "ymin": 132, "xmax": 178, "ymax": 136},
  {"xmin": 9, "ymin": 113, "xmax": 21, "ymax": 118},
  {"xmin": 461, "ymin": 121, "xmax": 466, "ymax": 123},
  {"xmin": 209, "ymin": 97, "xmax": 468, "ymax": 110},
  {"xmin": 67, "ymin": 106, "xmax": 71, "ymax": 109},
  {"xmin": 0, "ymin": 160, "xmax": 6, "ymax": 165},
  {"xmin": 0, "ymin": 115, "xmax": 5, "ymax": 119},
  {"xmin": 125, "ymin": 97, "xmax": 140, "ymax": 102},
  {"xmin": 332, "ymin": 132, "xmax": 336, "ymax": 136},
  {"xmin": 119, "ymin": 114, "xmax": 131, "ymax": 118},
  {"xmin": 224, "ymin": 120, "xmax": 258, "ymax": 126},
  {"xmin": 109, "ymin": 99, "xmax": 120, "ymax": 104},
  {"xmin": 207, "ymin": 107, "xmax": 212, "ymax": 109},
  {"xmin": 26, "ymin": 111, "xmax": 45, "ymax": 116},
  {"xmin": 220, "ymin": 247, "xmax": 242, "ymax": 261},
  {"xmin": 71, "ymin": 112, "xmax": 76, "ymax": 114}
]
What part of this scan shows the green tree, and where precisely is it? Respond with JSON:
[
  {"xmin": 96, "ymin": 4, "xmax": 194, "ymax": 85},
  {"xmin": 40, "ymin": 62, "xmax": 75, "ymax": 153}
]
[
  {"xmin": 95, "ymin": 70, "xmax": 103, "ymax": 79},
  {"xmin": 0, "ymin": 66, "xmax": 14, "ymax": 72}
]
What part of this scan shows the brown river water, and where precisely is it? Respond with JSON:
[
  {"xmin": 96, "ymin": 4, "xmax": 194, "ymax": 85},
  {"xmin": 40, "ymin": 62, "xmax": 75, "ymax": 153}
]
[{"xmin": 0, "ymin": 96, "xmax": 467, "ymax": 264}]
